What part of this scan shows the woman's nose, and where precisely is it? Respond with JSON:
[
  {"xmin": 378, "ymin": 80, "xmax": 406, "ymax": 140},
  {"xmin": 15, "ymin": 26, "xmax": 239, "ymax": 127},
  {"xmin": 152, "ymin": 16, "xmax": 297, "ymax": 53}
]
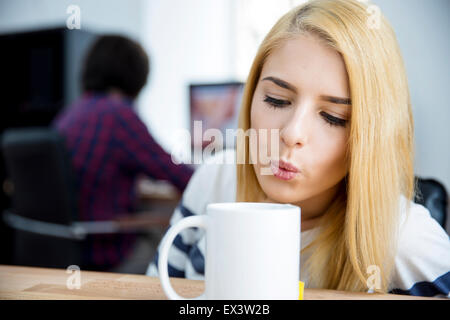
[{"xmin": 280, "ymin": 106, "xmax": 309, "ymax": 148}]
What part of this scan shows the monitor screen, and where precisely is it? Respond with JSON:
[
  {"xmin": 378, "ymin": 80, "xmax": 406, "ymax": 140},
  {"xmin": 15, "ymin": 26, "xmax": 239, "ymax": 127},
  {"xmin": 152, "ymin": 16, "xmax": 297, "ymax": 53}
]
[{"xmin": 189, "ymin": 82, "xmax": 244, "ymax": 150}]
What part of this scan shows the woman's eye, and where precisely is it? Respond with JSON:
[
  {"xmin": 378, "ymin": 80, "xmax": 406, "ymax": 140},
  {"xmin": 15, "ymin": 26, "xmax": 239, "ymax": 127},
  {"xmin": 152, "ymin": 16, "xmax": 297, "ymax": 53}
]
[
  {"xmin": 264, "ymin": 95, "xmax": 290, "ymax": 109},
  {"xmin": 320, "ymin": 111, "xmax": 348, "ymax": 127},
  {"xmin": 263, "ymin": 96, "xmax": 347, "ymax": 127}
]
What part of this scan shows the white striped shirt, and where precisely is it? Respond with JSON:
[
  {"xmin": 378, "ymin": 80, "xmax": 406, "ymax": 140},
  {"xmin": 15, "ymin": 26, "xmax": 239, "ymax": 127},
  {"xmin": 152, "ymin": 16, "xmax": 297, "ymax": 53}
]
[{"xmin": 146, "ymin": 149, "xmax": 450, "ymax": 297}]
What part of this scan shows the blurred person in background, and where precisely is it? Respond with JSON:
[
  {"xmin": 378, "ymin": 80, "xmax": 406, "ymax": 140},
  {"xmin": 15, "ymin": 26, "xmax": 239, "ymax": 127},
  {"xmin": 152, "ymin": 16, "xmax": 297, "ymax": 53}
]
[{"xmin": 52, "ymin": 35, "xmax": 194, "ymax": 273}]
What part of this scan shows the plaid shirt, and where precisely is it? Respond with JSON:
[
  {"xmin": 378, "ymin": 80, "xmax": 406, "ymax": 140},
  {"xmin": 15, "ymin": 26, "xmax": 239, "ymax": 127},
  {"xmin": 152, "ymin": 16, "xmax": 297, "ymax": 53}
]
[{"xmin": 53, "ymin": 92, "xmax": 193, "ymax": 270}]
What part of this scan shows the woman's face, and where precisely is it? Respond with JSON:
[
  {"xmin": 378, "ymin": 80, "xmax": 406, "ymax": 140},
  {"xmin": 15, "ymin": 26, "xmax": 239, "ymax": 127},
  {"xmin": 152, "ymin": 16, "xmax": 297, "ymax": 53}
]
[{"xmin": 250, "ymin": 34, "xmax": 351, "ymax": 213}]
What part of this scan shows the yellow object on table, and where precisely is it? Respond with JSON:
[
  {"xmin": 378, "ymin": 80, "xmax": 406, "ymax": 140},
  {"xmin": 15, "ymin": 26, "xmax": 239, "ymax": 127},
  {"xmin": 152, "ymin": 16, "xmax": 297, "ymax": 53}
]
[{"xmin": 299, "ymin": 281, "xmax": 305, "ymax": 300}]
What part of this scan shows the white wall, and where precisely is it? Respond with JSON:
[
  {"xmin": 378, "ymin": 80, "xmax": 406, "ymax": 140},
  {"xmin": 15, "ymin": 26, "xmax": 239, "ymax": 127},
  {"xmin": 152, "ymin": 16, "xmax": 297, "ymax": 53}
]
[
  {"xmin": 372, "ymin": 0, "xmax": 450, "ymax": 194},
  {"xmin": 136, "ymin": 0, "xmax": 235, "ymax": 156},
  {"xmin": 0, "ymin": 0, "xmax": 142, "ymax": 39}
]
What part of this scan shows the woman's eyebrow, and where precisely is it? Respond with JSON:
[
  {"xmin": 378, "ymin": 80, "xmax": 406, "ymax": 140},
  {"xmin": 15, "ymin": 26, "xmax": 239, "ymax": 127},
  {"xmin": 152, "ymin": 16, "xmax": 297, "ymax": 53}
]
[
  {"xmin": 262, "ymin": 76, "xmax": 297, "ymax": 94},
  {"xmin": 320, "ymin": 95, "xmax": 351, "ymax": 105},
  {"xmin": 262, "ymin": 76, "xmax": 351, "ymax": 105}
]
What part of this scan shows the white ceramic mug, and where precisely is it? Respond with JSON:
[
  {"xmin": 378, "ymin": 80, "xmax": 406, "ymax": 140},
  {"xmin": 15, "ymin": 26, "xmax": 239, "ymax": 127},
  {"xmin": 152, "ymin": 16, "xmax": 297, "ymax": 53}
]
[{"xmin": 158, "ymin": 202, "xmax": 301, "ymax": 300}]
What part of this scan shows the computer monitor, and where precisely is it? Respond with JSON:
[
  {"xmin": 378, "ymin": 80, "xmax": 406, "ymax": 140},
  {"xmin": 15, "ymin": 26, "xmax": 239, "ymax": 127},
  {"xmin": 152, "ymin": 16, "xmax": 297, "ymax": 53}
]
[{"xmin": 189, "ymin": 82, "xmax": 244, "ymax": 150}]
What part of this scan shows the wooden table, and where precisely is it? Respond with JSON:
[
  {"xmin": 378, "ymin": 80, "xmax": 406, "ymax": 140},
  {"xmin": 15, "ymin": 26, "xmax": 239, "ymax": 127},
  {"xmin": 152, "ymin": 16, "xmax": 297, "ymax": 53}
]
[{"xmin": 0, "ymin": 265, "xmax": 442, "ymax": 300}]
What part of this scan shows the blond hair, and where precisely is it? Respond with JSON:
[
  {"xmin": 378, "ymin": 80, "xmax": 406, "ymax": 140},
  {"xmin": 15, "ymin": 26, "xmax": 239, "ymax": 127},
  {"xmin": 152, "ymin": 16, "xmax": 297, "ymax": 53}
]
[{"xmin": 236, "ymin": 0, "xmax": 415, "ymax": 292}]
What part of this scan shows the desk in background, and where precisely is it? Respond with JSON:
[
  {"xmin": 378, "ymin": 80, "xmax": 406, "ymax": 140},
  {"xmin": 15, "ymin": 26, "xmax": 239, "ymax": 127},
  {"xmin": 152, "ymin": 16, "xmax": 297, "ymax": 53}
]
[{"xmin": 118, "ymin": 177, "xmax": 182, "ymax": 231}]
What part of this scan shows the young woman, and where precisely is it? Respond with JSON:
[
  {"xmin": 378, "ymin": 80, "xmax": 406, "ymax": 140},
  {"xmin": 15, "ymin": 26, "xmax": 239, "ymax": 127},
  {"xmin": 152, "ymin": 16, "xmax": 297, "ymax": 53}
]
[{"xmin": 147, "ymin": 0, "xmax": 450, "ymax": 296}]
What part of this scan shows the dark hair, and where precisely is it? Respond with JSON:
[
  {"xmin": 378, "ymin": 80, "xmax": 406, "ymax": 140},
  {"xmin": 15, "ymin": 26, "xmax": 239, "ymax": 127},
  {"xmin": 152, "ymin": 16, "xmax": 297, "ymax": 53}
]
[{"xmin": 81, "ymin": 35, "xmax": 149, "ymax": 98}]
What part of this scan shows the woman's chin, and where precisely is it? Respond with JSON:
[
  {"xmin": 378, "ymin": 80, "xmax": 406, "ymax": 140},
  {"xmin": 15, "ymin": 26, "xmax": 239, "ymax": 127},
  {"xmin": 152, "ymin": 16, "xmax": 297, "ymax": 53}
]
[{"xmin": 260, "ymin": 181, "xmax": 303, "ymax": 204}]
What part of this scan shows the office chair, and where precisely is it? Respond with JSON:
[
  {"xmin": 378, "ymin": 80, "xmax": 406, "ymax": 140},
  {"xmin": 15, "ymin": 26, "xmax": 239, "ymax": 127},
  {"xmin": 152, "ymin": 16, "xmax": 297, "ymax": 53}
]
[
  {"xmin": 1, "ymin": 127, "xmax": 84, "ymax": 268},
  {"xmin": 1, "ymin": 127, "xmax": 168, "ymax": 270},
  {"xmin": 414, "ymin": 177, "xmax": 448, "ymax": 229}
]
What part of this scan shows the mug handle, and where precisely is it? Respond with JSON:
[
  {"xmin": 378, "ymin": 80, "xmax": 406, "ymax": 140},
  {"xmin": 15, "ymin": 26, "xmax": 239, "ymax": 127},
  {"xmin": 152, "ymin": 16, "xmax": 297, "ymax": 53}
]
[{"xmin": 158, "ymin": 215, "xmax": 208, "ymax": 300}]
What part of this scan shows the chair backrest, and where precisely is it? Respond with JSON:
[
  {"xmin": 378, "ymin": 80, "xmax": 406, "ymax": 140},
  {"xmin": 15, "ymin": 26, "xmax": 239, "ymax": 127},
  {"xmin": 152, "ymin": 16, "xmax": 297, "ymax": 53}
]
[
  {"xmin": 2, "ymin": 127, "xmax": 78, "ymax": 224},
  {"xmin": 414, "ymin": 177, "xmax": 448, "ymax": 229},
  {"xmin": 1, "ymin": 127, "xmax": 81, "ymax": 268}
]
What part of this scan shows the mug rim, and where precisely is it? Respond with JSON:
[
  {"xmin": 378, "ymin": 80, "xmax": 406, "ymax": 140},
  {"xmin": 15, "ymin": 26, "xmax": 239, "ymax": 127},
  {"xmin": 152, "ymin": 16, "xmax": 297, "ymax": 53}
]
[{"xmin": 206, "ymin": 202, "xmax": 299, "ymax": 213}]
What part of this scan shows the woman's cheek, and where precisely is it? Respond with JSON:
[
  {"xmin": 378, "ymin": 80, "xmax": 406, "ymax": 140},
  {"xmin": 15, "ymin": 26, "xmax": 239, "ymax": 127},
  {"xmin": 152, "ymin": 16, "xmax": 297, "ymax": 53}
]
[
  {"xmin": 315, "ymin": 136, "xmax": 348, "ymax": 179},
  {"xmin": 251, "ymin": 101, "xmax": 269, "ymax": 129}
]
